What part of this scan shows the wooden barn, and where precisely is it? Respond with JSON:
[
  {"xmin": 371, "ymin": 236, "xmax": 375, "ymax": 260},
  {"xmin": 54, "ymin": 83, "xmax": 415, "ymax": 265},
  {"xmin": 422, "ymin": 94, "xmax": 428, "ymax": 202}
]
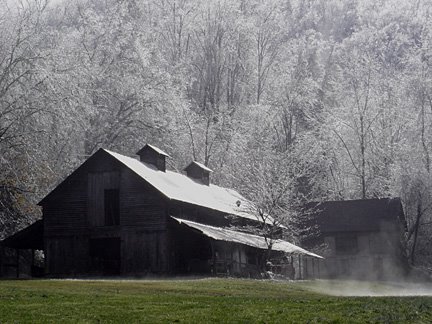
[
  {"xmin": 2, "ymin": 144, "xmax": 320, "ymax": 278},
  {"xmin": 301, "ymin": 198, "xmax": 409, "ymax": 280}
]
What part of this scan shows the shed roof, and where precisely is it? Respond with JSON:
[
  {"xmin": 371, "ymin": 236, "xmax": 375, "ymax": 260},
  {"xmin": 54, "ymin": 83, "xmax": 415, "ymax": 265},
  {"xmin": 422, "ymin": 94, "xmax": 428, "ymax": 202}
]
[
  {"xmin": 172, "ymin": 217, "xmax": 322, "ymax": 258},
  {"xmin": 104, "ymin": 149, "xmax": 270, "ymax": 224},
  {"xmin": 1, "ymin": 220, "xmax": 43, "ymax": 250},
  {"xmin": 307, "ymin": 198, "xmax": 405, "ymax": 233}
]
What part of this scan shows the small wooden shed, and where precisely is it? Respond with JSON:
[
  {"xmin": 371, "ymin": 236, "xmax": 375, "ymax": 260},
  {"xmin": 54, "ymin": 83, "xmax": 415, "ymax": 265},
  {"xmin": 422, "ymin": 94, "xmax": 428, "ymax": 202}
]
[
  {"xmin": 301, "ymin": 198, "xmax": 408, "ymax": 280},
  {"xmin": 1, "ymin": 220, "xmax": 44, "ymax": 277}
]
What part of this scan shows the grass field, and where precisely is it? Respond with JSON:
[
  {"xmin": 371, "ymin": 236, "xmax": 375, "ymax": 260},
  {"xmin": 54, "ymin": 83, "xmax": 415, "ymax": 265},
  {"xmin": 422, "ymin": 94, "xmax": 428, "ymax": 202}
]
[{"xmin": 0, "ymin": 278, "xmax": 431, "ymax": 323}]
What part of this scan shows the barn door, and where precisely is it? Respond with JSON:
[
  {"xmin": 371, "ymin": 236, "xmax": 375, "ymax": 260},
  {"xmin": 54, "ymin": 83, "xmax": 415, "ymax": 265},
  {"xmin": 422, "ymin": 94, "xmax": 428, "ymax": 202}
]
[{"xmin": 89, "ymin": 238, "xmax": 121, "ymax": 275}]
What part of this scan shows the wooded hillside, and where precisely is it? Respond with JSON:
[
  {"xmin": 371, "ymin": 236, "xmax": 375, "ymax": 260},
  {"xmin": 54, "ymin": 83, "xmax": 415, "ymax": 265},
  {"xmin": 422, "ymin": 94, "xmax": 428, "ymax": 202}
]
[{"xmin": 1, "ymin": 0, "xmax": 431, "ymax": 267}]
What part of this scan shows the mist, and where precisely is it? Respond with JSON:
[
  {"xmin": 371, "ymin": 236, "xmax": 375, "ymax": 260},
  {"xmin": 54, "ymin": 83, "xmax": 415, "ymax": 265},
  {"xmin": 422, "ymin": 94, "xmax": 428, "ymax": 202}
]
[{"xmin": 303, "ymin": 280, "xmax": 432, "ymax": 297}]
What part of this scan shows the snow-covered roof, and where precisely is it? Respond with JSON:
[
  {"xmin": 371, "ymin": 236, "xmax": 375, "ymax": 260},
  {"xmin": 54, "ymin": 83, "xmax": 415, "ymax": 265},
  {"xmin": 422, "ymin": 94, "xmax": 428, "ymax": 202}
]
[
  {"xmin": 184, "ymin": 161, "xmax": 213, "ymax": 173},
  {"xmin": 104, "ymin": 149, "xmax": 270, "ymax": 224},
  {"xmin": 139, "ymin": 144, "xmax": 170, "ymax": 157},
  {"xmin": 172, "ymin": 217, "xmax": 322, "ymax": 258}
]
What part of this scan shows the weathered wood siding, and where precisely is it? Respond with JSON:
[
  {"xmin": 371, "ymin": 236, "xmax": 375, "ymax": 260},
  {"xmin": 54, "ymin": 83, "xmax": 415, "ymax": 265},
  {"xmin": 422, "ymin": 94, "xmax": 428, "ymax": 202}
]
[
  {"xmin": 42, "ymin": 169, "xmax": 89, "ymax": 275},
  {"xmin": 45, "ymin": 236, "xmax": 88, "ymax": 275},
  {"xmin": 167, "ymin": 220, "xmax": 212, "ymax": 274},
  {"xmin": 88, "ymin": 171, "xmax": 119, "ymax": 226},
  {"xmin": 122, "ymin": 230, "xmax": 169, "ymax": 274},
  {"xmin": 120, "ymin": 168, "xmax": 166, "ymax": 229},
  {"xmin": 307, "ymin": 229, "xmax": 407, "ymax": 280},
  {"xmin": 119, "ymin": 167, "xmax": 169, "ymax": 274},
  {"xmin": 168, "ymin": 200, "xmax": 259, "ymax": 229},
  {"xmin": 43, "ymin": 175, "xmax": 87, "ymax": 236}
]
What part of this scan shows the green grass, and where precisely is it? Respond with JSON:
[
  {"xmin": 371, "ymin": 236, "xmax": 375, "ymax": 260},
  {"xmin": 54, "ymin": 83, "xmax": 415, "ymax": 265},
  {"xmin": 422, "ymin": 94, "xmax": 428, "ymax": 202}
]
[{"xmin": 0, "ymin": 278, "xmax": 431, "ymax": 323}]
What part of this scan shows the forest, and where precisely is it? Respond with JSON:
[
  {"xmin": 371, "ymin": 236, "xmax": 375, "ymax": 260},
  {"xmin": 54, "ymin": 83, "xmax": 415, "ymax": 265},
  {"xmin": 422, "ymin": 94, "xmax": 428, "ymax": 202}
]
[{"xmin": 0, "ymin": 0, "xmax": 431, "ymax": 268}]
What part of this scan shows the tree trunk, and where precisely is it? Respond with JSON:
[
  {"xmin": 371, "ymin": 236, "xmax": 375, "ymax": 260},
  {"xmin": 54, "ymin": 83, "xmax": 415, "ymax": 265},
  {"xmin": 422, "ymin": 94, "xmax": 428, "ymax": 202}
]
[
  {"xmin": 410, "ymin": 198, "xmax": 423, "ymax": 265},
  {"xmin": 421, "ymin": 97, "xmax": 430, "ymax": 173},
  {"xmin": 360, "ymin": 115, "xmax": 366, "ymax": 198}
]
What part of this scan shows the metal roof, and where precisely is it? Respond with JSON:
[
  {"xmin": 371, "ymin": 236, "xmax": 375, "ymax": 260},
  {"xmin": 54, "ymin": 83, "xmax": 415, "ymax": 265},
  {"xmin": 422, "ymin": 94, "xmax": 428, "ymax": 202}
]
[
  {"xmin": 104, "ymin": 149, "xmax": 271, "ymax": 224},
  {"xmin": 172, "ymin": 217, "xmax": 322, "ymax": 258},
  {"xmin": 306, "ymin": 198, "xmax": 405, "ymax": 233}
]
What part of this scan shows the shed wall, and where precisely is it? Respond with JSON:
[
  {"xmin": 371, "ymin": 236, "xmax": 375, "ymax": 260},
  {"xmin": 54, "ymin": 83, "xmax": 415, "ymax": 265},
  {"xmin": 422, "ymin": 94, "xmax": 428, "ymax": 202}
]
[{"xmin": 304, "ymin": 229, "xmax": 406, "ymax": 280}]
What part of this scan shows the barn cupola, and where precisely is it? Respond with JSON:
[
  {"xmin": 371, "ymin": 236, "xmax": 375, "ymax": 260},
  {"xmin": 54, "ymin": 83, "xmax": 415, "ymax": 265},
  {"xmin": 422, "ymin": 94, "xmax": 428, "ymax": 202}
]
[
  {"xmin": 184, "ymin": 161, "xmax": 213, "ymax": 185},
  {"xmin": 136, "ymin": 144, "xmax": 170, "ymax": 172}
]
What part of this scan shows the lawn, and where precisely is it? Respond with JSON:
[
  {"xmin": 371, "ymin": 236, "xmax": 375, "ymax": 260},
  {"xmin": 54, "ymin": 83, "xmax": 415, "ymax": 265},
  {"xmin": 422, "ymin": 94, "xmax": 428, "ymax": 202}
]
[{"xmin": 0, "ymin": 278, "xmax": 431, "ymax": 323}]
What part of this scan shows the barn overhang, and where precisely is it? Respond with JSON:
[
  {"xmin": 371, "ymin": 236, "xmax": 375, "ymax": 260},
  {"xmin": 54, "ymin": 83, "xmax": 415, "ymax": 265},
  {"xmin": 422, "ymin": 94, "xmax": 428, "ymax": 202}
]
[
  {"xmin": 1, "ymin": 220, "xmax": 44, "ymax": 250},
  {"xmin": 171, "ymin": 217, "xmax": 322, "ymax": 258}
]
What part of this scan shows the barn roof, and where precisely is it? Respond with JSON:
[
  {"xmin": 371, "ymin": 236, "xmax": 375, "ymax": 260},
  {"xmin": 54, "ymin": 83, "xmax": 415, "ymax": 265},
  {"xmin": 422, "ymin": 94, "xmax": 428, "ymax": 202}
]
[
  {"xmin": 103, "ymin": 149, "xmax": 270, "ymax": 224},
  {"xmin": 38, "ymin": 148, "xmax": 269, "ymax": 224},
  {"xmin": 172, "ymin": 217, "xmax": 322, "ymax": 258},
  {"xmin": 307, "ymin": 198, "xmax": 405, "ymax": 233}
]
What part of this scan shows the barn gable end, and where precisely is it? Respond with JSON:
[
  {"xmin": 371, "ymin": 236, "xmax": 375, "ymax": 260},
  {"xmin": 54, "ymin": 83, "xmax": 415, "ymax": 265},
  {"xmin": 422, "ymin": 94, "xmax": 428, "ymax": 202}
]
[{"xmin": 40, "ymin": 149, "xmax": 170, "ymax": 276}]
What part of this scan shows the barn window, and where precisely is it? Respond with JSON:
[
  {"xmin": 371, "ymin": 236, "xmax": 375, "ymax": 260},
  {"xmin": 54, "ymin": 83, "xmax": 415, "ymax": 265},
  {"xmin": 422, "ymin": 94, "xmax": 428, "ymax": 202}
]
[
  {"xmin": 104, "ymin": 189, "xmax": 120, "ymax": 226},
  {"xmin": 335, "ymin": 234, "xmax": 358, "ymax": 255}
]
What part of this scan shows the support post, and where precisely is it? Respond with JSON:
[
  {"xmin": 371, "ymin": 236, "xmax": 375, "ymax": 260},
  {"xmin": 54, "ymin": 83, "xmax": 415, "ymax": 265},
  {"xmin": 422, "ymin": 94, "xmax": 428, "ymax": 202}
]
[
  {"xmin": 31, "ymin": 249, "xmax": 35, "ymax": 277},
  {"xmin": 305, "ymin": 257, "xmax": 308, "ymax": 279},
  {"xmin": 297, "ymin": 254, "xmax": 301, "ymax": 280},
  {"xmin": 298, "ymin": 254, "xmax": 302, "ymax": 280},
  {"xmin": 16, "ymin": 249, "xmax": 19, "ymax": 279},
  {"xmin": 312, "ymin": 257, "xmax": 315, "ymax": 279},
  {"xmin": 210, "ymin": 241, "xmax": 216, "ymax": 276}
]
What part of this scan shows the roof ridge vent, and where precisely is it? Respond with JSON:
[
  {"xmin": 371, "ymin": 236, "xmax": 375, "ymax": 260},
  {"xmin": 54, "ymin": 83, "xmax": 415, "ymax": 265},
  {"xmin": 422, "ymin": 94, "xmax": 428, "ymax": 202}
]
[
  {"xmin": 184, "ymin": 161, "xmax": 213, "ymax": 185},
  {"xmin": 136, "ymin": 144, "xmax": 170, "ymax": 172}
]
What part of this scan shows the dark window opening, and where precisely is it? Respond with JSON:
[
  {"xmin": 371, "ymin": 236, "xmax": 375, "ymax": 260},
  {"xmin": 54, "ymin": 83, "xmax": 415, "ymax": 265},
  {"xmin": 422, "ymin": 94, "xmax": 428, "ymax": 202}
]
[
  {"xmin": 104, "ymin": 189, "xmax": 119, "ymax": 226},
  {"xmin": 335, "ymin": 234, "xmax": 358, "ymax": 255},
  {"xmin": 246, "ymin": 248, "xmax": 258, "ymax": 265}
]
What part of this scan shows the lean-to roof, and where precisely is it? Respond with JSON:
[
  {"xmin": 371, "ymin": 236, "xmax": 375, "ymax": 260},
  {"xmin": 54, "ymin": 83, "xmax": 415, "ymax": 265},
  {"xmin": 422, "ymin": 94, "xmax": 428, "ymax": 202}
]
[
  {"xmin": 1, "ymin": 220, "xmax": 44, "ymax": 250},
  {"xmin": 172, "ymin": 217, "xmax": 322, "ymax": 258}
]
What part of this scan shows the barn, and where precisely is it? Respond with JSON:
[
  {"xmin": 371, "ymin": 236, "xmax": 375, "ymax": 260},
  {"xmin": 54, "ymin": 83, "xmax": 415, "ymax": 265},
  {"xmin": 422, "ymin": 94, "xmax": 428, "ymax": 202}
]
[
  {"xmin": 2, "ymin": 144, "xmax": 320, "ymax": 278},
  {"xmin": 301, "ymin": 198, "xmax": 409, "ymax": 280}
]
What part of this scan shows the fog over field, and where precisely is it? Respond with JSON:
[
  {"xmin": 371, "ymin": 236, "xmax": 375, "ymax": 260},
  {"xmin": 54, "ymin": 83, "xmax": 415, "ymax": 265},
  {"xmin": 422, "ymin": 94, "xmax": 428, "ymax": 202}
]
[{"xmin": 302, "ymin": 280, "xmax": 432, "ymax": 297}]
